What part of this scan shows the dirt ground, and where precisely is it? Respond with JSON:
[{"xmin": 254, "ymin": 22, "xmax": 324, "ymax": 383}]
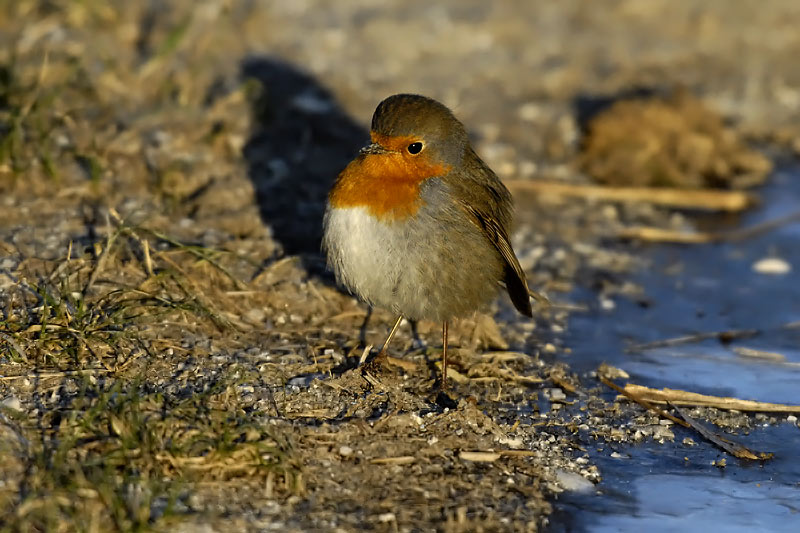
[{"xmin": 2, "ymin": 1, "xmax": 800, "ymax": 532}]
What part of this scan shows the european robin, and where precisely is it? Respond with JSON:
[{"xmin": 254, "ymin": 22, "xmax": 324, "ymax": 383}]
[{"xmin": 323, "ymin": 94, "xmax": 533, "ymax": 388}]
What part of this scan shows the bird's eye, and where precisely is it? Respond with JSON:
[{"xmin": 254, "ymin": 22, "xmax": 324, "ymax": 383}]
[{"xmin": 407, "ymin": 142, "xmax": 424, "ymax": 155}]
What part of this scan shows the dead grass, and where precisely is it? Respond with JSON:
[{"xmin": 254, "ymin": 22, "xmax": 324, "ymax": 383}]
[
  {"xmin": 0, "ymin": 4, "xmax": 320, "ymax": 528},
  {"xmin": 1, "ymin": 373, "xmax": 299, "ymax": 532},
  {"xmin": 0, "ymin": 225, "xmax": 302, "ymax": 532}
]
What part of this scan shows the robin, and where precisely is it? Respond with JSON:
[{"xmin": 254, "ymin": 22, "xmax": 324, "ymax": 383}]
[{"xmin": 323, "ymin": 93, "xmax": 534, "ymax": 389}]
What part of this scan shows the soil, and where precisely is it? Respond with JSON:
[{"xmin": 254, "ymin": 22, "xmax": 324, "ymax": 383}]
[{"xmin": 2, "ymin": 1, "xmax": 800, "ymax": 532}]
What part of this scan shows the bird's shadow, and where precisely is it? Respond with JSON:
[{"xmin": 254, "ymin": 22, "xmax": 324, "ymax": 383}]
[{"xmin": 240, "ymin": 56, "xmax": 368, "ymax": 279}]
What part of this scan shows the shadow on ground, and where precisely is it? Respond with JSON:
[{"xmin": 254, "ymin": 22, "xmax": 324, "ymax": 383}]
[{"xmin": 241, "ymin": 57, "xmax": 368, "ymax": 276}]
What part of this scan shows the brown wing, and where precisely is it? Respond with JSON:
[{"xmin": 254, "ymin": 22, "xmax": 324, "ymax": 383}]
[{"xmin": 461, "ymin": 203, "xmax": 533, "ymax": 317}]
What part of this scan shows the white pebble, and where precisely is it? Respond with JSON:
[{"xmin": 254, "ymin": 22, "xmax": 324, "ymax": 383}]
[
  {"xmin": 338, "ymin": 446, "xmax": 353, "ymax": 457},
  {"xmin": 752, "ymin": 257, "xmax": 791, "ymax": 275},
  {"xmin": 1, "ymin": 396, "xmax": 21, "ymax": 411},
  {"xmin": 555, "ymin": 470, "xmax": 594, "ymax": 492},
  {"xmin": 547, "ymin": 388, "xmax": 567, "ymax": 401},
  {"xmin": 600, "ymin": 297, "xmax": 616, "ymax": 311},
  {"xmin": 244, "ymin": 308, "xmax": 266, "ymax": 323}
]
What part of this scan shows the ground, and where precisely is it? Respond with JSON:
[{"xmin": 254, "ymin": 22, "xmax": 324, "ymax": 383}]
[{"xmin": 1, "ymin": 1, "xmax": 799, "ymax": 532}]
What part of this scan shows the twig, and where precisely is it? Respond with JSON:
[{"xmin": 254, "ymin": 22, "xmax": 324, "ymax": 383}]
[
  {"xmin": 599, "ymin": 376, "xmax": 689, "ymax": 428},
  {"xmin": 618, "ymin": 210, "xmax": 800, "ymax": 244},
  {"xmin": 370, "ymin": 456, "xmax": 416, "ymax": 465},
  {"xmin": 505, "ymin": 180, "xmax": 756, "ymax": 212},
  {"xmin": 670, "ymin": 403, "xmax": 773, "ymax": 461},
  {"xmin": 600, "ymin": 377, "xmax": 775, "ymax": 460},
  {"xmin": 733, "ymin": 346, "xmax": 786, "ymax": 362},
  {"xmin": 626, "ymin": 328, "xmax": 759, "ymax": 352},
  {"xmin": 0, "ymin": 369, "xmax": 113, "ymax": 381},
  {"xmin": 623, "ymin": 384, "xmax": 800, "ymax": 413},
  {"xmin": 459, "ymin": 451, "xmax": 501, "ymax": 462},
  {"xmin": 142, "ymin": 238, "xmax": 154, "ymax": 277},
  {"xmin": 617, "ymin": 227, "xmax": 718, "ymax": 243},
  {"xmin": 459, "ymin": 450, "xmax": 540, "ymax": 462},
  {"xmin": 725, "ymin": 210, "xmax": 800, "ymax": 241}
]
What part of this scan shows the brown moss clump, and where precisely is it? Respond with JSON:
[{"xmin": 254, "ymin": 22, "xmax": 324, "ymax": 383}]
[{"xmin": 580, "ymin": 91, "xmax": 772, "ymax": 189}]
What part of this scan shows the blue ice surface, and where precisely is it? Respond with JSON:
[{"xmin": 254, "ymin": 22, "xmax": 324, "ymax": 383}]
[{"xmin": 539, "ymin": 167, "xmax": 800, "ymax": 532}]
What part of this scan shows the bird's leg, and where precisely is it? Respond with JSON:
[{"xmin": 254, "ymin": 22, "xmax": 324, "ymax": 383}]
[
  {"xmin": 367, "ymin": 316, "xmax": 420, "ymax": 373},
  {"xmin": 441, "ymin": 321, "xmax": 449, "ymax": 390},
  {"xmin": 375, "ymin": 315, "xmax": 404, "ymax": 361}
]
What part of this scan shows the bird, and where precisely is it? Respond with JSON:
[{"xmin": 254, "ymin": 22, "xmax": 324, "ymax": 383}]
[{"xmin": 322, "ymin": 93, "xmax": 533, "ymax": 389}]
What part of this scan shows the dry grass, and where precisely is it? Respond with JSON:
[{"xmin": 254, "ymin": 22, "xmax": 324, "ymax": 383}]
[
  {"xmin": 0, "ymin": 3, "xmax": 305, "ymax": 528},
  {"xmin": 0, "ymin": 227, "xmax": 302, "ymax": 532}
]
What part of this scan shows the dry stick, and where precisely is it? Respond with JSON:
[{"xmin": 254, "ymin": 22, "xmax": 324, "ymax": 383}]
[
  {"xmin": 618, "ymin": 210, "xmax": 800, "ymax": 244},
  {"xmin": 370, "ymin": 456, "xmax": 416, "ymax": 465},
  {"xmin": 140, "ymin": 238, "xmax": 154, "ymax": 277},
  {"xmin": 601, "ymin": 377, "xmax": 775, "ymax": 461},
  {"xmin": 670, "ymin": 403, "xmax": 773, "ymax": 461},
  {"xmin": 626, "ymin": 328, "xmax": 759, "ymax": 352},
  {"xmin": 725, "ymin": 210, "xmax": 800, "ymax": 241},
  {"xmin": 460, "ymin": 450, "xmax": 541, "ymax": 462},
  {"xmin": 617, "ymin": 227, "xmax": 718, "ymax": 244},
  {"xmin": 505, "ymin": 180, "xmax": 756, "ymax": 212},
  {"xmin": 0, "ymin": 369, "xmax": 112, "ymax": 381},
  {"xmin": 624, "ymin": 384, "xmax": 800, "ymax": 413},
  {"xmin": 600, "ymin": 376, "xmax": 689, "ymax": 428}
]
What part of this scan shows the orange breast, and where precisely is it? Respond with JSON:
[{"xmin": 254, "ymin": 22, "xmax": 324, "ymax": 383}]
[{"xmin": 329, "ymin": 134, "xmax": 451, "ymax": 221}]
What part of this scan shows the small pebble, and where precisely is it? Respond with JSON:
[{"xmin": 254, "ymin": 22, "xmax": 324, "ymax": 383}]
[
  {"xmin": 338, "ymin": 446, "xmax": 353, "ymax": 457},
  {"xmin": 752, "ymin": 257, "xmax": 791, "ymax": 275},
  {"xmin": 547, "ymin": 388, "xmax": 567, "ymax": 401},
  {"xmin": 599, "ymin": 297, "xmax": 615, "ymax": 311},
  {"xmin": 1, "ymin": 396, "xmax": 22, "ymax": 411},
  {"xmin": 555, "ymin": 469, "xmax": 594, "ymax": 492},
  {"xmin": 243, "ymin": 308, "xmax": 266, "ymax": 324},
  {"xmin": 376, "ymin": 513, "xmax": 396, "ymax": 523}
]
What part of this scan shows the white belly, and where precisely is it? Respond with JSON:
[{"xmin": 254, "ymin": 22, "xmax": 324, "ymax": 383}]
[{"xmin": 322, "ymin": 204, "xmax": 502, "ymax": 322}]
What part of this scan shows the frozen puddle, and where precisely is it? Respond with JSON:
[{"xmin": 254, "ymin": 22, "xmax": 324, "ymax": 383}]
[
  {"xmin": 544, "ymin": 167, "xmax": 800, "ymax": 532},
  {"xmin": 580, "ymin": 473, "xmax": 800, "ymax": 533}
]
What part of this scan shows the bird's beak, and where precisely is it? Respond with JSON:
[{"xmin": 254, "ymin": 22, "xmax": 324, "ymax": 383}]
[{"xmin": 359, "ymin": 143, "xmax": 389, "ymax": 156}]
